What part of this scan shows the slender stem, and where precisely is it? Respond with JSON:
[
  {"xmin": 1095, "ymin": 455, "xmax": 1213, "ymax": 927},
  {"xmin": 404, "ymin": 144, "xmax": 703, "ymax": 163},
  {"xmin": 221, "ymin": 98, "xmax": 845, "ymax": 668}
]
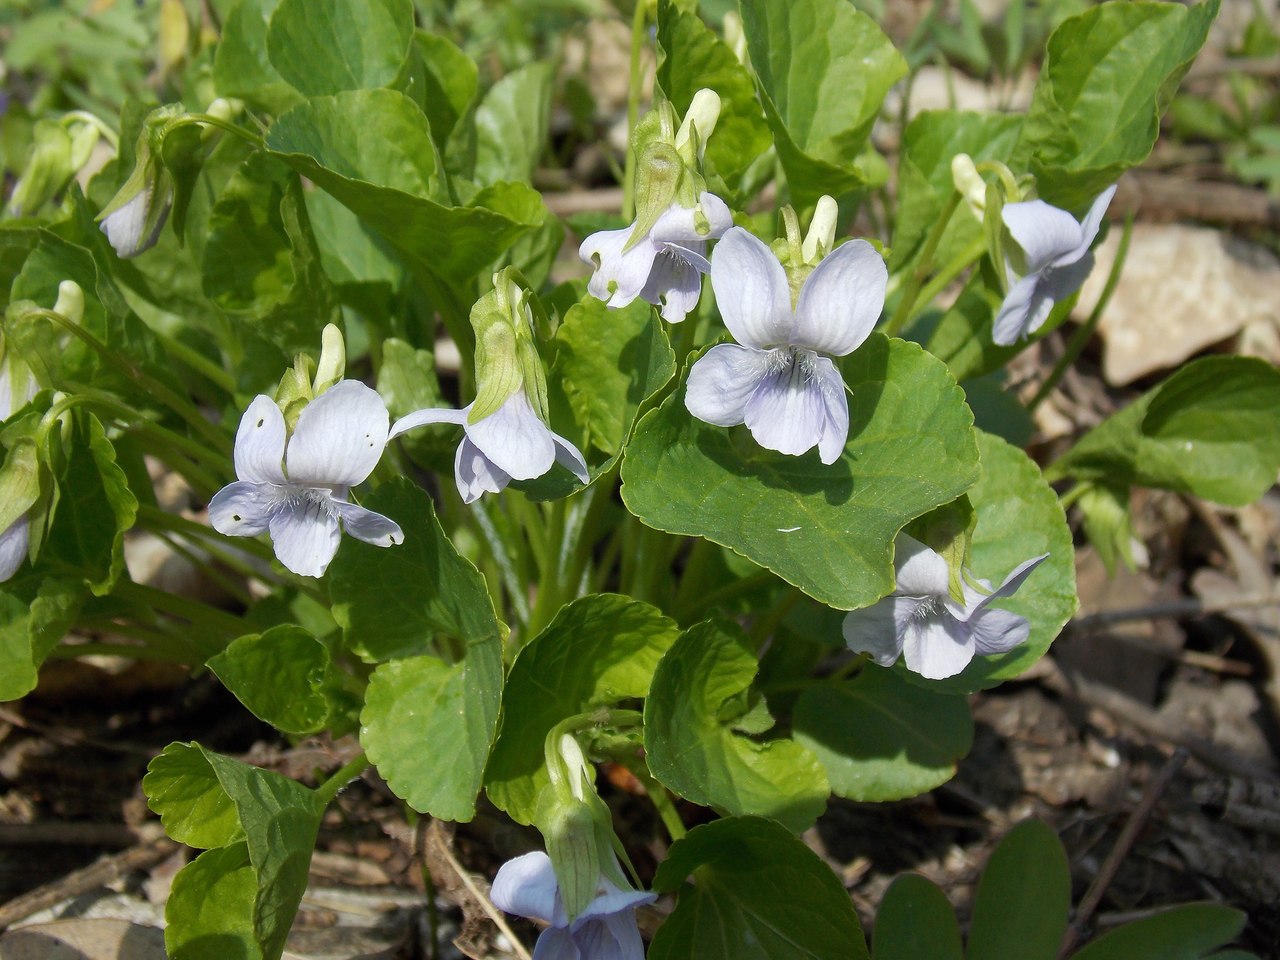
[
  {"xmin": 314, "ymin": 751, "xmax": 370, "ymax": 806},
  {"xmin": 36, "ymin": 310, "xmax": 231, "ymax": 455},
  {"xmin": 883, "ymin": 191, "xmax": 962, "ymax": 338},
  {"xmin": 153, "ymin": 529, "xmax": 254, "ymax": 607},
  {"xmin": 470, "ymin": 497, "xmax": 530, "ymax": 628},
  {"xmin": 644, "ymin": 776, "xmax": 687, "ymax": 841},
  {"xmin": 748, "ymin": 587, "xmax": 803, "ymax": 652},
  {"xmin": 152, "ymin": 330, "xmax": 235, "ymax": 393},
  {"xmin": 1028, "ymin": 214, "xmax": 1133, "ymax": 413},
  {"xmin": 621, "ymin": 0, "xmax": 648, "ymax": 221},
  {"xmin": 168, "ymin": 113, "xmax": 265, "ymax": 149},
  {"xmin": 911, "ymin": 236, "xmax": 986, "ymax": 315},
  {"xmin": 112, "ymin": 580, "xmax": 247, "ymax": 643}
]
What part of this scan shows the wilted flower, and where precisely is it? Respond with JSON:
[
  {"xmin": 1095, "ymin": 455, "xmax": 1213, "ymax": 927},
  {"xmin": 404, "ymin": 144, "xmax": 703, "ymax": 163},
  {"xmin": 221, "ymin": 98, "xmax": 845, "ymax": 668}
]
[
  {"xmin": 390, "ymin": 390, "xmax": 588, "ymax": 504},
  {"xmin": 842, "ymin": 534, "xmax": 1048, "ymax": 680},
  {"xmin": 208, "ymin": 381, "xmax": 402, "ymax": 578},
  {"xmin": 579, "ymin": 192, "xmax": 733, "ymax": 323},
  {"xmin": 992, "ymin": 185, "xmax": 1116, "ymax": 345},
  {"xmin": 685, "ymin": 220, "xmax": 887, "ymax": 464},
  {"xmin": 491, "ymin": 851, "xmax": 655, "ymax": 960}
]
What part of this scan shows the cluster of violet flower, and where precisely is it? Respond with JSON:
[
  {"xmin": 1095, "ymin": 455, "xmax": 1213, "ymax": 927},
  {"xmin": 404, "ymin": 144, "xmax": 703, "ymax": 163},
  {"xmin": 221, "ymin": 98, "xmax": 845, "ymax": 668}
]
[{"xmin": 83, "ymin": 93, "xmax": 1118, "ymax": 958}]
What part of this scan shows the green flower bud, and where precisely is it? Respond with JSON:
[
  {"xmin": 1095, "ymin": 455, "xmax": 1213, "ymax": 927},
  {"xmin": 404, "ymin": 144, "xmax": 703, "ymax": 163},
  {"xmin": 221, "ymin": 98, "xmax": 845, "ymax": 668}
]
[{"xmin": 7, "ymin": 118, "xmax": 102, "ymax": 218}]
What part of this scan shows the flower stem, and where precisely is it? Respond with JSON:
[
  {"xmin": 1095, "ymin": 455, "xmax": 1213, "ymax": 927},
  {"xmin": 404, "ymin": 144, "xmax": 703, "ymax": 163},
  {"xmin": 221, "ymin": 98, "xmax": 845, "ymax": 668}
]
[
  {"xmin": 35, "ymin": 309, "xmax": 231, "ymax": 456},
  {"xmin": 1027, "ymin": 213, "xmax": 1133, "ymax": 413},
  {"xmin": 314, "ymin": 751, "xmax": 369, "ymax": 806},
  {"xmin": 621, "ymin": 0, "xmax": 649, "ymax": 221},
  {"xmin": 883, "ymin": 190, "xmax": 962, "ymax": 338}
]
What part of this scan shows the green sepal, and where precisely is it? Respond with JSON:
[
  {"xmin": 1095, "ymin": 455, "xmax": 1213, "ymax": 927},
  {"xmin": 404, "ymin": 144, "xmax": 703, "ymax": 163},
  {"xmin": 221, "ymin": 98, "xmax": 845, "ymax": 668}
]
[
  {"xmin": 536, "ymin": 791, "xmax": 612, "ymax": 923},
  {"xmin": 0, "ymin": 438, "xmax": 41, "ymax": 538},
  {"xmin": 274, "ymin": 354, "xmax": 315, "ymax": 433},
  {"xmin": 627, "ymin": 139, "xmax": 685, "ymax": 252},
  {"xmin": 983, "ymin": 181, "xmax": 1007, "ymax": 295},
  {"xmin": 469, "ymin": 280, "xmax": 523, "ymax": 424},
  {"xmin": 905, "ymin": 497, "xmax": 976, "ymax": 605}
]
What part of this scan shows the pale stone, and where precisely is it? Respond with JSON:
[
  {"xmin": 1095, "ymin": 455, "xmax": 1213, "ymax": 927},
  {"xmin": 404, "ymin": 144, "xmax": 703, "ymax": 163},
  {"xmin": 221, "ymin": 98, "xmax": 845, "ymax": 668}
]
[{"xmin": 1074, "ymin": 223, "xmax": 1280, "ymax": 386}]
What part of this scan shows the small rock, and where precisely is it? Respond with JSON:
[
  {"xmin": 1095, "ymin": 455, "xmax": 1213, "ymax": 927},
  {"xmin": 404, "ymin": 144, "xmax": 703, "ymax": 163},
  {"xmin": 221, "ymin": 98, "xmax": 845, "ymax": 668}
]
[
  {"xmin": 1074, "ymin": 223, "xmax": 1280, "ymax": 386},
  {"xmin": 0, "ymin": 919, "xmax": 165, "ymax": 960}
]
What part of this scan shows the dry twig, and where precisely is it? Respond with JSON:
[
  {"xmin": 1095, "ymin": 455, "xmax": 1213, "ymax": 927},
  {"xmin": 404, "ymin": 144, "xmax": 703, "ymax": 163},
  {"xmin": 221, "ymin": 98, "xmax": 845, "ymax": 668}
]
[{"xmin": 1059, "ymin": 749, "xmax": 1188, "ymax": 958}]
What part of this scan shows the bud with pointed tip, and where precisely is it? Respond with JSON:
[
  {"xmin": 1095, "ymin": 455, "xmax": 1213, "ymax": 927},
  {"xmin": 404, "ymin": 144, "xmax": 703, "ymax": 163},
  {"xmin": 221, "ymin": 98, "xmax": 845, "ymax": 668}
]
[
  {"xmin": 312, "ymin": 323, "xmax": 346, "ymax": 397},
  {"xmin": 675, "ymin": 88, "xmax": 721, "ymax": 165},
  {"xmin": 7, "ymin": 117, "xmax": 101, "ymax": 217},
  {"xmin": 802, "ymin": 195, "xmax": 840, "ymax": 265}
]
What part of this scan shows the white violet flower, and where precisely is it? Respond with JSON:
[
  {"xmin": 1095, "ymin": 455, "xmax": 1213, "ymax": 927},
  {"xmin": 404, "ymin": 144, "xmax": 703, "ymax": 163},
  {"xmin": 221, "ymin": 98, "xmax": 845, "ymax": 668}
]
[
  {"xmin": 390, "ymin": 390, "xmax": 589, "ymax": 505},
  {"xmin": 842, "ymin": 534, "xmax": 1048, "ymax": 680},
  {"xmin": 208, "ymin": 380, "xmax": 402, "ymax": 578},
  {"xmin": 579, "ymin": 192, "xmax": 733, "ymax": 323},
  {"xmin": 684, "ymin": 226, "xmax": 887, "ymax": 464},
  {"xmin": 0, "ymin": 514, "xmax": 29, "ymax": 583},
  {"xmin": 491, "ymin": 851, "xmax": 656, "ymax": 960},
  {"xmin": 992, "ymin": 185, "xmax": 1116, "ymax": 345}
]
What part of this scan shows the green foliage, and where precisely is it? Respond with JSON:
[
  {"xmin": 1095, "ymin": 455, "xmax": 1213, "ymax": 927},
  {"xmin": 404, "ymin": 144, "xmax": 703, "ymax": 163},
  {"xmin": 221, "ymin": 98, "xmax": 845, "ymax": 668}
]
[
  {"xmin": 208, "ymin": 626, "xmax": 345, "ymax": 736},
  {"xmin": 474, "ymin": 61, "xmax": 555, "ymax": 186},
  {"xmin": 486, "ymin": 594, "xmax": 680, "ymax": 823},
  {"xmin": 1070, "ymin": 904, "xmax": 1249, "ymax": 960},
  {"xmin": 792, "ymin": 664, "xmax": 972, "ymax": 802},
  {"xmin": 0, "ymin": 578, "xmax": 84, "ymax": 702},
  {"xmin": 551, "ymin": 290, "xmax": 677, "ymax": 457},
  {"xmin": 645, "ymin": 618, "xmax": 828, "ymax": 832},
  {"xmin": 656, "ymin": 0, "xmax": 772, "ymax": 190},
  {"xmin": 331, "ymin": 482, "xmax": 503, "ymax": 820},
  {"xmin": 738, "ymin": 0, "xmax": 906, "ymax": 204},
  {"xmin": 892, "ymin": 111, "xmax": 1022, "ymax": 272},
  {"xmin": 872, "ymin": 874, "xmax": 963, "ymax": 960},
  {"xmin": 1016, "ymin": 0, "xmax": 1220, "ymax": 209},
  {"xmin": 1051, "ymin": 356, "xmax": 1280, "ymax": 506},
  {"xmin": 649, "ymin": 816, "xmax": 870, "ymax": 960},
  {"xmin": 265, "ymin": 0, "xmax": 415, "ymax": 98},
  {"xmin": 144, "ymin": 743, "xmax": 326, "ymax": 960},
  {"xmin": 622, "ymin": 335, "xmax": 980, "ymax": 611},
  {"xmin": 968, "ymin": 819, "xmax": 1070, "ymax": 960}
]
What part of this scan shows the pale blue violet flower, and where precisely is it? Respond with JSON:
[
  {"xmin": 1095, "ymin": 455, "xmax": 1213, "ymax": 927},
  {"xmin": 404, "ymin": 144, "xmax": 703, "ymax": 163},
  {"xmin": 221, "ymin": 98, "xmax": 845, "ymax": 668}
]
[
  {"xmin": 993, "ymin": 185, "xmax": 1117, "ymax": 345},
  {"xmin": 685, "ymin": 226, "xmax": 887, "ymax": 464},
  {"xmin": 390, "ymin": 390, "xmax": 589, "ymax": 505},
  {"xmin": 579, "ymin": 193, "xmax": 733, "ymax": 323},
  {"xmin": 491, "ymin": 851, "xmax": 656, "ymax": 960},
  {"xmin": 0, "ymin": 351, "xmax": 34, "ymax": 578},
  {"xmin": 208, "ymin": 381, "xmax": 402, "ymax": 578},
  {"xmin": 843, "ymin": 534, "xmax": 1048, "ymax": 680}
]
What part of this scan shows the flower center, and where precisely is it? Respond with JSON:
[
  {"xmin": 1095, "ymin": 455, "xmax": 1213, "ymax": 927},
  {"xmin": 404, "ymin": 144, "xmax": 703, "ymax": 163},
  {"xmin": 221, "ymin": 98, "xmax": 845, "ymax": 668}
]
[{"xmin": 274, "ymin": 485, "xmax": 340, "ymax": 520}]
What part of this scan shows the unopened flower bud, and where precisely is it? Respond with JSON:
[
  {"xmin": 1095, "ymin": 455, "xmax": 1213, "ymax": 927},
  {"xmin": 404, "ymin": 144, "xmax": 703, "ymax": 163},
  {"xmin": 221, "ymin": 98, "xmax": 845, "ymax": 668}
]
[
  {"xmin": 675, "ymin": 88, "xmax": 721, "ymax": 162},
  {"xmin": 312, "ymin": 323, "xmax": 346, "ymax": 397},
  {"xmin": 951, "ymin": 153, "xmax": 987, "ymax": 222},
  {"xmin": 52, "ymin": 281, "xmax": 84, "ymax": 326},
  {"xmin": 802, "ymin": 195, "xmax": 839, "ymax": 264}
]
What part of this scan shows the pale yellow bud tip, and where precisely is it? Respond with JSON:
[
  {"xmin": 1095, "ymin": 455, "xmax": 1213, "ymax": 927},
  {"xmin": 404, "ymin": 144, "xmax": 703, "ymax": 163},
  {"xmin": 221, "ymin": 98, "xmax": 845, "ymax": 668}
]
[
  {"xmin": 675, "ymin": 89, "xmax": 722, "ymax": 157},
  {"xmin": 53, "ymin": 281, "xmax": 85, "ymax": 325},
  {"xmin": 802, "ymin": 195, "xmax": 839, "ymax": 264},
  {"xmin": 950, "ymin": 154, "xmax": 987, "ymax": 221}
]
